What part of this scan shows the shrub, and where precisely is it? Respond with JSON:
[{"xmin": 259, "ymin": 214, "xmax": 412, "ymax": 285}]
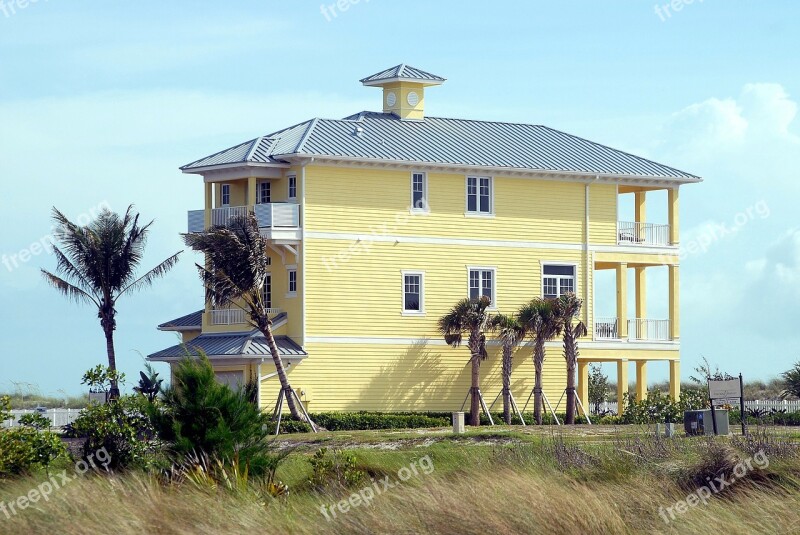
[
  {"xmin": 0, "ymin": 395, "xmax": 10, "ymax": 422},
  {"xmin": 70, "ymin": 394, "xmax": 159, "ymax": 470},
  {"xmin": 620, "ymin": 389, "xmax": 708, "ymax": 424},
  {"xmin": 18, "ymin": 413, "xmax": 51, "ymax": 430},
  {"xmin": 153, "ymin": 356, "xmax": 275, "ymax": 475},
  {"xmin": 308, "ymin": 447, "xmax": 365, "ymax": 489},
  {"xmin": 0, "ymin": 427, "xmax": 67, "ymax": 476}
]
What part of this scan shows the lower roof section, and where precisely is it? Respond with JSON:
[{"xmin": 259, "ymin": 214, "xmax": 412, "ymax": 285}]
[{"xmin": 148, "ymin": 330, "xmax": 307, "ymax": 362}]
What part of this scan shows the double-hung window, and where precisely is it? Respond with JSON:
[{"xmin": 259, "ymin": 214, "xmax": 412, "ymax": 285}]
[
  {"xmin": 257, "ymin": 182, "xmax": 271, "ymax": 204},
  {"xmin": 466, "ymin": 176, "xmax": 492, "ymax": 215},
  {"xmin": 221, "ymin": 184, "xmax": 231, "ymax": 206},
  {"xmin": 402, "ymin": 271, "xmax": 424, "ymax": 315},
  {"xmin": 468, "ymin": 267, "xmax": 495, "ymax": 306},
  {"xmin": 288, "ymin": 175, "xmax": 297, "ymax": 200},
  {"xmin": 287, "ymin": 267, "xmax": 297, "ymax": 296},
  {"xmin": 262, "ymin": 274, "xmax": 272, "ymax": 309},
  {"xmin": 411, "ymin": 172, "xmax": 428, "ymax": 212},
  {"xmin": 542, "ymin": 264, "xmax": 576, "ymax": 299}
]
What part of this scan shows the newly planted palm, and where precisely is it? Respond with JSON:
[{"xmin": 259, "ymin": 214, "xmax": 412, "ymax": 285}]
[
  {"xmin": 490, "ymin": 314, "xmax": 526, "ymax": 424},
  {"xmin": 42, "ymin": 206, "xmax": 181, "ymax": 398},
  {"xmin": 183, "ymin": 213, "xmax": 309, "ymax": 423},
  {"xmin": 439, "ymin": 296, "xmax": 493, "ymax": 426},
  {"xmin": 518, "ymin": 298, "xmax": 561, "ymax": 425},
  {"xmin": 555, "ymin": 293, "xmax": 588, "ymax": 424}
]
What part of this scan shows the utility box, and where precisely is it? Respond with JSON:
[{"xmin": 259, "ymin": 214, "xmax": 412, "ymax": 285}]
[
  {"xmin": 452, "ymin": 412, "xmax": 465, "ymax": 434},
  {"xmin": 684, "ymin": 410, "xmax": 730, "ymax": 436}
]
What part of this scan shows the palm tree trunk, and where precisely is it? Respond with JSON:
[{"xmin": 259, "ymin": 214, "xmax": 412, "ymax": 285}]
[
  {"xmin": 101, "ymin": 314, "xmax": 120, "ymax": 400},
  {"xmin": 470, "ymin": 353, "xmax": 481, "ymax": 426},
  {"xmin": 533, "ymin": 342, "xmax": 545, "ymax": 425},
  {"xmin": 502, "ymin": 346, "xmax": 512, "ymax": 425},
  {"xmin": 259, "ymin": 323, "xmax": 308, "ymax": 423},
  {"xmin": 566, "ymin": 362, "xmax": 576, "ymax": 424}
]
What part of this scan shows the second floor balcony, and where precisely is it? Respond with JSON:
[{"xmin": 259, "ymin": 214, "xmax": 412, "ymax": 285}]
[
  {"xmin": 188, "ymin": 203, "xmax": 301, "ymax": 240},
  {"xmin": 617, "ymin": 221, "xmax": 671, "ymax": 247},
  {"xmin": 594, "ymin": 317, "xmax": 672, "ymax": 341}
]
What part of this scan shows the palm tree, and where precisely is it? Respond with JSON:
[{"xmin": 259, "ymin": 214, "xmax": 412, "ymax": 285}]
[
  {"xmin": 555, "ymin": 293, "xmax": 588, "ymax": 424},
  {"xmin": 518, "ymin": 298, "xmax": 561, "ymax": 424},
  {"xmin": 42, "ymin": 206, "xmax": 181, "ymax": 399},
  {"xmin": 183, "ymin": 213, "xmax": 309, "ymax": 423},
  {"xmin": 781, "ymin": 362, "xmax": 800, "ymax": 400},
  {"xmin": 490, "ymin": 313, "xmax": 526, "ymax": 424},
  {"xmin": 438, "ymin": 296, "xmax": 493, "ymax": 426}
]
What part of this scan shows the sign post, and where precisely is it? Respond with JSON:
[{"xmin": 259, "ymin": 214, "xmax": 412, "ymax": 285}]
[{"xmin": 707, "ymin": 376, "xmax": 745, "ymax": 436}]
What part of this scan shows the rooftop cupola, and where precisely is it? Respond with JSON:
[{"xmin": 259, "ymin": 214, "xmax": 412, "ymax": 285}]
[{"xmin": 360, "ymin": 64, "xmax": 445, "ymax": 121}]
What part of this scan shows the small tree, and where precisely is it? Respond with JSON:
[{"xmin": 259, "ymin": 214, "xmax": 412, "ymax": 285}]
[
  {"xmin": 490, "ymin": 314, "xmax": 526, "ymax": 424},
  {"xmin": 133, "ymin": 363, "xmax": 164, "ymax": 402},
  {"xmin": 588, "ymin": 365, "xmax": 610, "ymax": 415},
  {"xmin": 555, "ymin": 293, "xmax": 588, "ymax": 425},
  {"xmin": 518, "ymin": 298, "xmax": 561, "ymax": 425},
  {"xmin": 438, "ymin": 296, "xmax": 493, "ymax": 426},
  {"xmin": 781, "ymin": 362, "xmax": 800, "ymax": 400},
  {"xmin": 82, "ymin": 365, "xmax": 126, "ymax": 400}
]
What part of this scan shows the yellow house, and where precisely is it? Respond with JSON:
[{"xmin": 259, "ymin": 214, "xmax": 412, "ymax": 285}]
[{"xmin": 149, "ymin": 64, "xmax": 701, "ymax": 416}]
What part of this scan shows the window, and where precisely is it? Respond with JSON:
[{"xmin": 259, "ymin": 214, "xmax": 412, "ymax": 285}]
[
  {"xmin": 262, "ymin": 274, "xmax": 272, "ymax": 309},
  {"xmin": 468, "ymin": 267, "xmax": 495, "ymax": 305},
  {"xmin": 402, "ymin": 271, "xmax": 424, "ymax": 314},
  {"xmin": 287, "ymin": 268, "xmax": 297, "ymax": 295},
  {"xmin": 257, "ymin": 182, "xmax": 271, "ymax": 204},
  {"xmin": 214, "ymin": 371, "xmax": 244, "ymax": 389},
  {"xmin": 410, "ymin": 172, "xmax": 428, "ymax": 212},
  {"xmin": 466, "ymin": 176, "xmax": 492, "ymax": 215},
  {"xmin": 221, "ymin": 184, "xmax": 231, "ymax": 206},
  {"xmin": 288, "ymin": 175, "xmax": 297, "ymax": 200},
  {"xmin": 542, "ymin": 264, "xmax": 576, "ymax": 299}
]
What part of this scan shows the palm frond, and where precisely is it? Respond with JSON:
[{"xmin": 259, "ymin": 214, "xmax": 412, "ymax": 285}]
[
  {"xmin": 41, "ymin": 270, "xmax": 99, "ymax": 306},
  {"xmin": 117, "ymin": 251, "xmax": 182, "ymax": 299}
]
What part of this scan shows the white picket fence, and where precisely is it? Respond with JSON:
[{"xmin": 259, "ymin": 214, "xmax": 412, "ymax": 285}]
[
  {"xmin": 1, "ymin": 409, "xmax": 82, "ymax": 429},
  {"xmin": 596, "ymin": 399, "xmax": 800, "ymax": 415}
]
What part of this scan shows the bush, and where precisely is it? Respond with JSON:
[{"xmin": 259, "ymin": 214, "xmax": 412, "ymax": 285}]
[
  {"xmin": 153, "ymin": 356, "xmax": 275, "ymax": 475},
  {"xmin": 18, "ymin": 413, "xmax": 51, "ymax": 430},
  {"xmin": 0, "ymin": 427, "xmax": 67, "ymax": 476},
  {"xmin": 70, "ymin": 395, "xmax": 159, "ymax": 470},
  {"xmin": 0, "ymin": 395, "xmax": 10, "ymax": 422},
  {"xmin": 308, "ymin": 447, "xmax": 365, "ymax": 489},
  {"xmin": 311, "ymin": 412, "xmax": 450, "ymax": 431},
  {"xmin": 620, "ymin": 389, "xmax": 708, "ymax": 424}
]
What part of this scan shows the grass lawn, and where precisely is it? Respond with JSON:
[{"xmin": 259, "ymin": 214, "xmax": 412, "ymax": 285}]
[{"xmin": 1, "ymin": 425, "xmax": 799, "ymax": 534}]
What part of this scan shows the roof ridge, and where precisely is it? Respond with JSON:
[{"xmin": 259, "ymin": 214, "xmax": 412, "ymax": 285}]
[
  {"xmin": 244, "ymin": 136, "xmax": 265, "ymax": 161},
  {"xmin": 294, "ymin": 117, "xmax": 320, "ymax": 154}
]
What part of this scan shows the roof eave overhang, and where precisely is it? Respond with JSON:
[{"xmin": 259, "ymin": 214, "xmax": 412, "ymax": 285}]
[
  {"xmin": 361, "ymin": 78, "xmax": 445, "ymax": 87},
  {"xmin": 278, "ymin": 154, "xmax": 703, "ymax": 187},
  {"xmin": 147, "ymin": 354, "xmax": 308, "ymax": 363},
  {"xmin": 180, "ymin": 161, "xmax": 292, "ymax": 175},
  {"xmin": 157, "ymin": 326, "xmax": 201, "ymax": 332}
]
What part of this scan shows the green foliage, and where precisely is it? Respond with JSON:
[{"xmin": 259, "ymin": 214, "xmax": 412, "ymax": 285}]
[
  {"xmin": 82, "ymin": 364, "xmax": 126, "ymax": 393},
  {"xmin": 619, "ymin": 389, "xmax": 709, "ymax": 424},
  {"xmin": 263, "ymin": 419, "xmax": 314, "ymax": 435},
  {"xmin": 311, "ymin": 412, "xmax": 450, "ymax": 431},
  {"xmin": 729, "ymin": 408, "xmax": 800, "ymax": 426},
  {"xmin": 588, "ymin": 365, "xmax": 610, "ymax": 414},
  {"xmin": 18, "ymin": 413, "xmax": 51, "ymax": 430},
  {"xmin": 689, "ymin": 356, "xmax": 735, "ymax": 386},
  {"xmin": 153, "ymin": 356, "xmax": 274, "ymax": 475},
  {"xmin": 308, "ymin": 448, "xmax": 365, "ymax": 488},
  {"xmin": 0, "ymin": 395, "xmax": 11, "ymax": 422},
  {"xmin": 133, "ymin": 363, "xmax": 163, "ymax": 402},
  {"xmin": 70, "ymin": 395, "xmax": 159, "ymax": 470},
  {"xmin": 780, "ymin": 361, "xmax": 800, "ymax": 400},
  {"xmin": 0, "ymin": 427, "xmax": 67, "ymax": 476}
]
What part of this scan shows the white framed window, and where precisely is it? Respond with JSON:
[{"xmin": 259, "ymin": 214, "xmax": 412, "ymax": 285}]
[
  {"xmin": 214, "ymin": 370, "xmax": 244, "ymax": 389},
  {"xmin": 466, "ymin": 176, "xmax": 492, "ymax": 215},
  {"xmin": 257, "ymin": 181, "xmax": 271, "ymax": 204},
  {"xmin": 410, "ymin": 172, "xmax": 428, "ymax": 212},
  {"xmin": 542, "ymin": 263, "xmax": 577, "ymax": 299},
  {"xmin": 262, "ymin": 273, "xmax": 272, "ymax": 309},
  {"xmin": 221, "ymin": 184, "xmax": 231, "ymax": 206},
  {"xmin": 287, "ymin": 266, "xmax": 297, "ymax": 296},
  {"xmin": 288, "ymin": 175, "xmax": 297, "ymax": 200},
  {"xmin": 467, "ymin": 266, "xmax": 496, "ymax": 307},
  {"xmin": 401, "ymin": 271, "xmax": 425, "ymax": 315}
]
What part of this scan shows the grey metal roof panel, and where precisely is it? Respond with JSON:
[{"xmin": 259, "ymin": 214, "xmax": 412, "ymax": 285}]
[
  {"xmin": 360, "ymin": 64, "xmax": 446, "ymax": 84},
  {"xmin": 183, "ymin": 111, "xmax": 699, "ymax": 180},
  {"xmin": 158, "ymin": 310, "xmax": 203, "ymax": 330},
  {"xmin": 147, "ymin": 331, "xmax": 307, "ymax": 360}
]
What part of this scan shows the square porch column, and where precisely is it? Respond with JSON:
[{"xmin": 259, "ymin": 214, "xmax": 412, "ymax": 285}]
[
  {"xmin": 669, "ymin": 360, "xmax": 681, "ymax": 401},
  {"xmin": 247, "ymin": 177, "xmax": 257, "ymax": 208},
  {"xmin": 577, "ymin": 360, "xmax": 589, "ymax": 413},
  {"xmin": 668, "ymin": 187, "xmax": 680, "ymax": 246},
  {"xmin": 617, "ymin": 359, "xmax": 629, "ymax": 415},
  {"xmin": 616, "ymin": 263, "xmax": 628, "ymax": 339},
  {"xmin": 635, "ymin": 191, "xmax": 646, "ymax": 241},
  {"xmin": 669, "ymin": 265, "xmax": 680, "ymax": 341},
  {"xmin": 204, "ymin": 181, "xmax": 212, "ymax": 228},
  {"xmin": 635, "ymin": 361, "xmax": 647, "ymax": 401}
]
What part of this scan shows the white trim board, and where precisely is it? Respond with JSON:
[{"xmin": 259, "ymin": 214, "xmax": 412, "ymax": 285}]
[{"xmin": 304, "ymin": 336, "xmax": 679, "ymax": 351}]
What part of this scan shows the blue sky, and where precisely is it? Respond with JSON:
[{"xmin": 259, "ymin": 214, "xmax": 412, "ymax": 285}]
[{"xmin": 1, "ymin": 1, "xmax": 798, "ymax": 396}]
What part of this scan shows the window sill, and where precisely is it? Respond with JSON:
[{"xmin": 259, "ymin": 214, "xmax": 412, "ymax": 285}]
[
  {"xmin": 409, "ymin": 208, "xmax": 430, "ymax": 215},
  {"xmin": 401, "ymin": 310, "xmax": 426, "ymax": 317},
  {"xmin": 285, "ymin": 292, "xmax": 297, "ymax": 299},
  {"xmin": 464, "ymin": 212, "xmax": 495, "ymax": 218}
]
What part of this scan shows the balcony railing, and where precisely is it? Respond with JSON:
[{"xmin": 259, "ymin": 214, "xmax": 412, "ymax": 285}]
[
  {"xmin": 210, "ymin": 307, "xmax": 282, "ymax": 326},
  {"xmin": 594, "ymin": 317, "xmax": 619, "ymax": 340},
  {"xmin": 617, "ymin": 221, "xmax": 671, "ymax": 246},
  {"xmin": 628, "ymin": 318, "xmax": 671, "ymax": 341},
  {"xmin": 188, "ymin": 203, "xmax": 300, "ymax": 233}
]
